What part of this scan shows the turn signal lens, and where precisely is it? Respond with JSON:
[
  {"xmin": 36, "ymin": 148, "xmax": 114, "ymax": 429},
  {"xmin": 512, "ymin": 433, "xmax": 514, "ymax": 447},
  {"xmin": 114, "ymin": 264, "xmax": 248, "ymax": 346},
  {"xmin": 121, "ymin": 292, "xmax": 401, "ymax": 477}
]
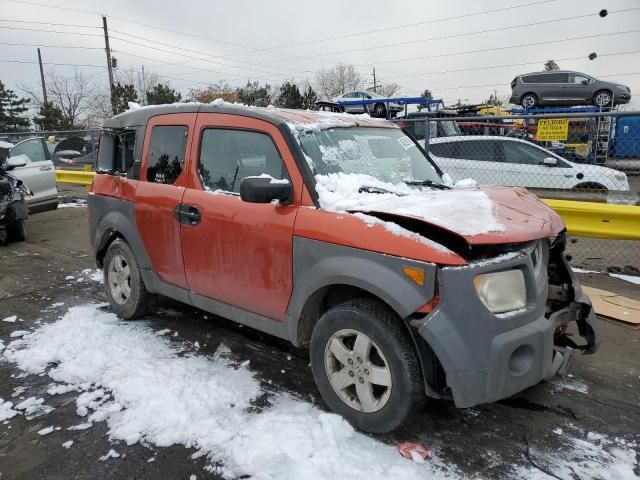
[{"xmin": 403, "ymin": 266, "xmax": 425, "ymax": 286}]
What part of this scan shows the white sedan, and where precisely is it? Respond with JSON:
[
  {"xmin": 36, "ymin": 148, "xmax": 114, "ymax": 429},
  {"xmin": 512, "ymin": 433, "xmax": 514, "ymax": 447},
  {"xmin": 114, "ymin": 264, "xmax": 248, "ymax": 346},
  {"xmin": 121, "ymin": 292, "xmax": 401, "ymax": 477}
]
[{"xmin": 423, "ymin": 136, "xmax": 629, "ymax": 191}]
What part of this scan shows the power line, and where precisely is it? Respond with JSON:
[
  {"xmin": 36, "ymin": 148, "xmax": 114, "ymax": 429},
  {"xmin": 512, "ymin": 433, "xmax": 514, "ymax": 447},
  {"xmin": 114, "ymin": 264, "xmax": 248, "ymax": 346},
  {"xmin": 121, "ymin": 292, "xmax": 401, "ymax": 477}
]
[
  {"xmin": 366, "ymin": 29, "xmax": 640, "ymax": 68},
  {"xmin": 389, "ymin": 50, "xmax": 640, "ymax": 80},
  {"xmin": 108, "ymin": 33, "xmax": 306, "ymax": 78},
  {"xmin": 259, "ymin": 9, "xmax": 639, "ymax": 63},
  {"xmin": 0, "ymin": 19, "xmax": 100, "ymax": 29},
  {"xmin": 0, "ymin": 25, "xmax": 103, "ymax": 36},
  {"xmin": 0, "ymin": 41, "xmax": 103, "ymax": 49},
  {"xmin": 0, "ymin": 59, "xmax": 105, "ymax": 68},
  {"xmin": 244, "ymin": 0, "xmax": 555, "ymax": 54}
]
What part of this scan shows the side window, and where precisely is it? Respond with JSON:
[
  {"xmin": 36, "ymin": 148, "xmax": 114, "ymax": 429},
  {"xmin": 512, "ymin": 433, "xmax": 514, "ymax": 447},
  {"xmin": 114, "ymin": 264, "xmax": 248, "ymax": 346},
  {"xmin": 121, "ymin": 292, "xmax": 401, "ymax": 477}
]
[
  {"xmin": 522, "ymin": 74, "xmax": 545, "ymax": 84},
  {"xmin": 198, "ymin": 129, "xmax": 289, "ymax": 193},
  {"xmin": 429, "ymin": 142, "xmax": 455, "ymax": 157},
  {"xmin": 502, "ymin": 141, "xmax": 550, "ymax": 165},
  {"xmin": 453, "ymin": 140, "xmax": 494, "ymax": 162},
  {"xmin": 9, "ymin": 138, "xmax": 46, "ymax": 162},
  {"xmin": 569, "ymin": 73, "xmax": 590, "ymax": 84},
  {"xmin": 146, "ymin": 126, "xmax": 188, "ymax": 185},
  {"xmin": 546, "ymin": 73, "xmax": 569, "ymax": 83}
]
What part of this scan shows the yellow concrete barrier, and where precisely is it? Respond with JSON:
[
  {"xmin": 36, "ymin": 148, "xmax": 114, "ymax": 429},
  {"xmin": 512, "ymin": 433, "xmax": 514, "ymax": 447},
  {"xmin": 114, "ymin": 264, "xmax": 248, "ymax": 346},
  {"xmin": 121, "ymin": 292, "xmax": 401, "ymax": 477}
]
[
  {"xmin": 542, "ymin": 199, "xmax": 640, "ymax": 240},
  {"xmin": 55, "ymin": 169, "xmax": 95, "ymax": 186}
]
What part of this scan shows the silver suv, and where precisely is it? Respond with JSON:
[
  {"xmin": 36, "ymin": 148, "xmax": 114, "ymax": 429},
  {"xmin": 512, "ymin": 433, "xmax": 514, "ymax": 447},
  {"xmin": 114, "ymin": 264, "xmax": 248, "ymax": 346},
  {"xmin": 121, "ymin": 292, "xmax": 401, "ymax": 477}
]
[{"xmin": 509, "ymin": 71, "xmax": 631, "ymax": 109}]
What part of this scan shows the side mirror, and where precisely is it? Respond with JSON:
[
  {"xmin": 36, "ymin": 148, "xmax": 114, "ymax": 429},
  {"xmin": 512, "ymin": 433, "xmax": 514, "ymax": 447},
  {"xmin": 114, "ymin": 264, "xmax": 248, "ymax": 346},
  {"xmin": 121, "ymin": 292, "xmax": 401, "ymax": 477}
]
[
  {"xmin": 5, "ymin": 156, "xmax": 27, "ymax": 170},
  {"xmin": 581, "ymin": 80, "xmax": 589, "ymax": 85},
  {"xmin": 542, "ymin": 157, "xmax": 558, "ymax": 167},
  {"xmin": 240, "ymin": 176, "xmax": 292, "ymax": 204}
]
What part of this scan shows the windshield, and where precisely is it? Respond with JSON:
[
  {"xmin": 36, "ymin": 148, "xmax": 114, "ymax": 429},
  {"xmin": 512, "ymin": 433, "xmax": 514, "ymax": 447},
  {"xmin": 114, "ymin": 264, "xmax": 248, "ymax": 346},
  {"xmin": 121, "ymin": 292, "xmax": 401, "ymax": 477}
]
[{"xmin": 298, "ymin": 127, "xmax": 442, "ymax": 185}]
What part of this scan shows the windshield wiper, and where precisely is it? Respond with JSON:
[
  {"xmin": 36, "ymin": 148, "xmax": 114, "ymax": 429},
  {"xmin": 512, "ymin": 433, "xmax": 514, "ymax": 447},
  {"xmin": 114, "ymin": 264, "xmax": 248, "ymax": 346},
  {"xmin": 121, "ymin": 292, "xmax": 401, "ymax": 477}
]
[
  {"xmin": 404, "ymin": 179, "xmax": 450, "ymax": 190},
  {"xmin": 358, "ymin": 185, "xmax": 405, "ymax": 195}
]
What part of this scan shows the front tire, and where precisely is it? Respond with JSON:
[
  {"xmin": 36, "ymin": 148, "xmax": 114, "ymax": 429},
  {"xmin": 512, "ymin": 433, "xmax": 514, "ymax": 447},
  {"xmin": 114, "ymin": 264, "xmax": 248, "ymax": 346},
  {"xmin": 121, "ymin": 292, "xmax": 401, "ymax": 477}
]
[
  {"xmin": 103, "ymin": 239, "xmax": 154, "ymax": 319},
  {"xmin": 7, "ymin": 220, "xmax": 26, "ymax": 242},
  {"xmin": 310, "ymin": 298, "xmax": 423, "ymax": 433},
  {"xmin": 593, "ymin": 90, "xmax": 613, "ymax": 107},
  {"xmin": 373, "ymin": 103, "xmax": 387, "ymax": 118}
]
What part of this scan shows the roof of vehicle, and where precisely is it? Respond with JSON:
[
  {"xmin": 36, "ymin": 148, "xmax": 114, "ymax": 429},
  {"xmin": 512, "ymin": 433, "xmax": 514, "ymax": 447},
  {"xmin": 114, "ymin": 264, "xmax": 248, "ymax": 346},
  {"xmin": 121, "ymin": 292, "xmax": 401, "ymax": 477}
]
[
  {"xmin": 517, "ymin": 70, "xmax": 588, "ymax": 77},
  {"xmin": 103, "ymin": 103, "xmax": 395, "ymax": 130},
  {"xmin": 429, "ymin": 135, "xmax": 531, "ymax": 143}
]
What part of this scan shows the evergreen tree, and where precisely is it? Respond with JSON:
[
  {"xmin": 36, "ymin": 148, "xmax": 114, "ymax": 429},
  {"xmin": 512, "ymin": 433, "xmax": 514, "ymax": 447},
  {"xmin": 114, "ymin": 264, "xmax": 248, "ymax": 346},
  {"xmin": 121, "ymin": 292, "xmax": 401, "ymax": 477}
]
[
  {"xmin": 35, "ymin": 102, "xmax": 69, "ymax": 131},
  {"xmin": 237, "ymin": 81, "xmax": 272, "ymax": 107},
  {"xmin": 301, "ymin": 85, "xmax": 318, "ymax": 109},
  {"xmin": 275, "ymin": 82, "xmax": 304, "ymax": 109},
  {"xmin": 544, "ymin": 60, "xmax": 560, "ymax": 71},
  {"xmin": 112, "ymin": 83, "xmax": 139, "ymax": 115},
  {"xmin": 0, "ymin": 81, "xmax": 31, "ymax": 131},
  {"xmin": 146, "ymin": 83, "xmax": 182, "ymax": 105}
]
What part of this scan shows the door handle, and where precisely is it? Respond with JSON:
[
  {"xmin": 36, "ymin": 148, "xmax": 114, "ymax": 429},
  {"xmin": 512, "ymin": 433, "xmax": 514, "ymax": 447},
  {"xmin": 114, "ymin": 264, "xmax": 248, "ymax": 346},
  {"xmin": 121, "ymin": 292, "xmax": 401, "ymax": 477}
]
[
  {"xmin": 173, "ymin": 204, "xmax": 201, "ymax": 226},
  {"xmin": 39, "ymin": 165, "xmax": 53, "ymax": 171}
]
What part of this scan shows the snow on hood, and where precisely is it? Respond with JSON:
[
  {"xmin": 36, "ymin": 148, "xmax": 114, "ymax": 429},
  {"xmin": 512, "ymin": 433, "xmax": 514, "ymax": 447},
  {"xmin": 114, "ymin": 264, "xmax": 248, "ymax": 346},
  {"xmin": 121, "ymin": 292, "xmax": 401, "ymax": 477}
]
[{"xmin": 315, "ymin": 173, "xmax": 505, "ymax": 237}]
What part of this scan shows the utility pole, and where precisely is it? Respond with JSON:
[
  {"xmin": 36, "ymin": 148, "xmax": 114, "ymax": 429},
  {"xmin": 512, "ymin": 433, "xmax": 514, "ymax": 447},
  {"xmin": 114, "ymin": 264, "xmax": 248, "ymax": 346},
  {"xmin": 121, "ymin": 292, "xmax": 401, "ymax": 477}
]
[
  {"xmin": 37, "ymin": 48, "xmax": 48, "ymax": 105},
  {"xmin": 141, "ymin": 65, "xmax": 147, "ymax": 106},
  {"xmin": 372, "ymin": 67, "xmax": 377, "ymax": 93},
  {"xmin": 102, "ymin": 15, "xmax": 115, "ymax": 114}
]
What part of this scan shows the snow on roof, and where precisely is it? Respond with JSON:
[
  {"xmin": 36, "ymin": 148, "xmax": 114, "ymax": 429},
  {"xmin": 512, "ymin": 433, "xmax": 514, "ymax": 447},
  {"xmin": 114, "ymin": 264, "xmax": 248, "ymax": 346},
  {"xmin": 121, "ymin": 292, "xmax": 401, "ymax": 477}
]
[
  {"xmin": 0, "ymin": 140, "xmax": 14, "ymax": 149},
  {"xmin": 315, "ymin": 173, "xmax": 505, "ymax": 237}
]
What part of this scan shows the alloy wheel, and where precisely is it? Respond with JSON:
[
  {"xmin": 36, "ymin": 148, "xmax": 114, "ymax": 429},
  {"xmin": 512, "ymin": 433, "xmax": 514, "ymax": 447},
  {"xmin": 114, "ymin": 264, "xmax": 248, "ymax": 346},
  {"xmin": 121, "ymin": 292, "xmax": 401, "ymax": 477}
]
[
  {"xmin": 107, "ymin": 254, "xmax": 132, "ymax": 305},
  {"xmin": 595, "ymin": 92, "xmax": 611, "ymax": 107},
  {"xmin": 324, "ymin": 328, "xmax": 392, "ymax": 412}
]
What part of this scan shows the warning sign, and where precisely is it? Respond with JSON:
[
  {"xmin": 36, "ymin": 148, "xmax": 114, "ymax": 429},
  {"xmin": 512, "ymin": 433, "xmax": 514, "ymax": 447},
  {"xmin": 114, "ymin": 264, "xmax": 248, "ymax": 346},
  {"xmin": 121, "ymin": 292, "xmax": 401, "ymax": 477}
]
[{"xmin": 536, "ymin": 119, "xmax": 569, "ymax": 141}]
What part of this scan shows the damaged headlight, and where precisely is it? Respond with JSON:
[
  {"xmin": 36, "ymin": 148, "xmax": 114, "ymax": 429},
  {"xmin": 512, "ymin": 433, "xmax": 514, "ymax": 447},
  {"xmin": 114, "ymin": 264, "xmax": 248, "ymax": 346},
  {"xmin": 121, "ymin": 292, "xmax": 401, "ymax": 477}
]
[{"xmin": 473, "ymin": 269, "xmax": 526, "ymax": 314}]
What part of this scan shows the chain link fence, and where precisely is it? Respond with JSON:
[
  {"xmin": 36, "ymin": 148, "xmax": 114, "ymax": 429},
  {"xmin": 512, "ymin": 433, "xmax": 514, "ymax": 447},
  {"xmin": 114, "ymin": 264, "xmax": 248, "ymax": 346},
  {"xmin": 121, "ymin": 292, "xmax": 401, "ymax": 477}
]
[
  {"xmin": 0, "ymin": 129, "xmax": 101, "ymax": 169},
  {"xmin": 400, "ymin": 111, "xmax": 639, "ymax": 272},
  {"xmin": 2, "ymin": 114, "xmax": 639, "ymax": 272}
]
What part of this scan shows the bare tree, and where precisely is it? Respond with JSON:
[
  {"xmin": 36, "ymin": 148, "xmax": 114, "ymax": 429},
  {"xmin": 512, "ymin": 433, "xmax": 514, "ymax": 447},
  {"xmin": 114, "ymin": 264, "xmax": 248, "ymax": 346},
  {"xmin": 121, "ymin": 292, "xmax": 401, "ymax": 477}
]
[
  {"xmin": 114, "ymin": 65, "xmax": 160, "ymax": 103},
  {"xmin": 377, "ymin": 83, "xmax": 401, "ymax": 97},
  {"xmin": 314, "ymin": 64, "xmax": 363, "ymax": 100},
  {"xmin": 20, "ymin": 68, "xmax": 99, "ymax": 128}
]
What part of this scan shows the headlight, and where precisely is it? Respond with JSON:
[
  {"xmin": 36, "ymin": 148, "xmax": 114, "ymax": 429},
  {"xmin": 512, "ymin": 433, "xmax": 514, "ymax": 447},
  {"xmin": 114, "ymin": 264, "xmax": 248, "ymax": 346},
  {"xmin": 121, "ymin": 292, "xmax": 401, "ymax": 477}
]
[
  {"xmin": 605, "ymin": 171, "xmax": 627, "ymax": 181},
  {"xmin": 473, "ymin": 270, "xmax": 526, "ymax": 314}
]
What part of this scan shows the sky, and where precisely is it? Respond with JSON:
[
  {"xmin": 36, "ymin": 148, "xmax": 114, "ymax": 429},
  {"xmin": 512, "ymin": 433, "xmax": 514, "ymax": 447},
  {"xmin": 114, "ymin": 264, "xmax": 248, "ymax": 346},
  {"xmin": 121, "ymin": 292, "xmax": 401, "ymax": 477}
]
[{"xmin": 1, "ymin": 0, "xmax": 639, "ymax": 108}]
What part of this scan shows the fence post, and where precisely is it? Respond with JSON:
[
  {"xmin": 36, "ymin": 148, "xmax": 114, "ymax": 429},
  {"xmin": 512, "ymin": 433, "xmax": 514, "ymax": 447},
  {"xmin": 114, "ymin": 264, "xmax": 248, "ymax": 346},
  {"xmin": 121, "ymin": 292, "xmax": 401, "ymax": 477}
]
[{"xmin": 423, "ymin": 119, "xmax": 430, "ymax": 156}]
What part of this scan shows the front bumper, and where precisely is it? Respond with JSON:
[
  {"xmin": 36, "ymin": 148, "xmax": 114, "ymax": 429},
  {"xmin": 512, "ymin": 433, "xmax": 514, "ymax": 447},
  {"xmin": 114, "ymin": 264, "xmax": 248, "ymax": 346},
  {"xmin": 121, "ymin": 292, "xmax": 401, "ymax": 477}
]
[{"xmin": 412, "ymin": 244, "xmax": 598, "ymax": 408}]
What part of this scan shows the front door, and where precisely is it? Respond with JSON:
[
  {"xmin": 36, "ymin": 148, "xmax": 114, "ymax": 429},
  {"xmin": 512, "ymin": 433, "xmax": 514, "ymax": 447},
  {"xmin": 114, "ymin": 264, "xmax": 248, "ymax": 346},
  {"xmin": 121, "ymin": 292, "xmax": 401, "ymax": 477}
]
[
  {"xmin": 134, "ymin": 114, "xmax": 195, "ymax": 289},
  {"xmin": 497, "ymin": 140, "xmax": 571, "ymax": 189},
  {"xmin": 180, "ymin": 114, "xmax": 302, "ymax": 321},
  {"xmin": 9, "ymin": 138, "xmax": 57, "ymax": 206}
]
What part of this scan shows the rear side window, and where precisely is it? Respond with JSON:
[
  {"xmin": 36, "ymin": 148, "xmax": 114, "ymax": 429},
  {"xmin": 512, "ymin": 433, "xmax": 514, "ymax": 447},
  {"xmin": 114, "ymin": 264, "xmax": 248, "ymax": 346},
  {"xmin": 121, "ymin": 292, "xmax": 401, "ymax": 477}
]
[
  {"xmin": 146, "ymin": 126, "xmax": 188, "ymax": 185},
  {"xmin": 198, "ymin": 129, "xmax": 289, "ymax": 193},
  {"xmin": 453, "ymin": 140, "xmax": 497, "ymax": 162},
  {"xmin": 429, "ymin": 142, "xmax": 455, "ymax": 157}
]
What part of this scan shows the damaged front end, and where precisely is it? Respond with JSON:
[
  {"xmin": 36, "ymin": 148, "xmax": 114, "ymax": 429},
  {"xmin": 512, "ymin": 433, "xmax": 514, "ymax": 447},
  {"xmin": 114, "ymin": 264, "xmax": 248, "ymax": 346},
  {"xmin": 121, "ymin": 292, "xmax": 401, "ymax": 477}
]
[{"xmin": 410, "ymin": 231, "xmax": 599, "ymax": 408}]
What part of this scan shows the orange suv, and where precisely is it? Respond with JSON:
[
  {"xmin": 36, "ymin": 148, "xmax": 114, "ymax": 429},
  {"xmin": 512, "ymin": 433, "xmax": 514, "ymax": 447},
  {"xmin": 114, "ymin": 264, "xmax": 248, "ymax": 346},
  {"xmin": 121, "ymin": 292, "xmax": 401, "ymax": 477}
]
[{"xmin": 89, "ymin": 104, "xmax": 599, "ymax": 433}]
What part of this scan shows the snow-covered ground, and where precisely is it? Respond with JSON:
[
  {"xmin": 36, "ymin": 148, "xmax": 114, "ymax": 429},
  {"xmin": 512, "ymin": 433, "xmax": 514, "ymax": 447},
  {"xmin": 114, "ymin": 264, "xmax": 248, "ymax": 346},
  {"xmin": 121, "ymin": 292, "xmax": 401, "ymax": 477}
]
[{"xmin": 2, "ymin": 302, "xmax": 638, "ymax": 479}]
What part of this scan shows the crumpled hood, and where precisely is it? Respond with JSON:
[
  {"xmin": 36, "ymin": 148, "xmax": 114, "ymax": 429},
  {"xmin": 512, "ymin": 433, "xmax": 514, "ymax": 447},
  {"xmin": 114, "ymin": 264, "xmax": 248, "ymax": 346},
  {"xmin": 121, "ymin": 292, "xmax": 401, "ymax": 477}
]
[{"xmin": 348, "ymin": 186, "xmax": 565, "ymax": 245}]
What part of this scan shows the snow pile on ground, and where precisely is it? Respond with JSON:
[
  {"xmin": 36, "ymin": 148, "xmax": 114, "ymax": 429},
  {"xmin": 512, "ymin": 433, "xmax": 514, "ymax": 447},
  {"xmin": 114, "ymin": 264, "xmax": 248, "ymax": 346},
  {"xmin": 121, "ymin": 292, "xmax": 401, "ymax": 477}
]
[
  {"xmin": 0, "ymin": 398, "xmax": 19, "ymax": 421},
  {"xmin": 2, "ymin": 315, "xmax": 17, "ymax": 323},
  {"xmin": 58, "ymin": 198, "xmax": 88, "ymax": 208},
  {"xmin": 515, "ymin": 431, "xmax": 638, "ymax": 480},
  {"xmin": 609, "ymin": 273, "xmax": 640, "ymax": 285},
  {"xmin": 2, "ymin": 305, "xmax": 452, "ymax": 479},
  {"xmin": 315, "ymin": 172, "xmax": 505, "ymax": 236}
]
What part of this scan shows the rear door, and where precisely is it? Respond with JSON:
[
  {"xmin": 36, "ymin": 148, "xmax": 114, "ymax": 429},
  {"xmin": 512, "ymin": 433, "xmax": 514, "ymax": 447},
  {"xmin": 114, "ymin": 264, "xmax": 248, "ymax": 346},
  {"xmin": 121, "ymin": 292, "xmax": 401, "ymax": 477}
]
[
  {"xmin": 133, "ymin": 114, "xmax": 195, "ymax": 289},
  {"xmin": 180, "ymin": 113, "xmax": 302, "ymax": 321},
  {"xmin": 9, "ymin": 138, "xmax": 57, "ymax": 207},
  {"xmin": 545, "ymin": 72, "xmax": 570, "ymax": 104}
]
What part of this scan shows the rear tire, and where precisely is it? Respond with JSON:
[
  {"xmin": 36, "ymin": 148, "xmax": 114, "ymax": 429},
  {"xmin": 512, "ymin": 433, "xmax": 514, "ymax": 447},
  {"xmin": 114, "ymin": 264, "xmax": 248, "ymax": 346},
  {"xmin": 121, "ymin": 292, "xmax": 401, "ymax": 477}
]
[
  {"xmin": 310, "ymin": 298, "xmax": 423, "ymax": 434},
  {"xmin": 103, "ymin": 239, "xmax": 155, "ymax": 319},
  {"xmin": 521, "ymin": 93, "xmax": 537, "ymax": 109},
  {"xmin": 373, "ymin": 103, "xmax": 387, "ymax": 118}
]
